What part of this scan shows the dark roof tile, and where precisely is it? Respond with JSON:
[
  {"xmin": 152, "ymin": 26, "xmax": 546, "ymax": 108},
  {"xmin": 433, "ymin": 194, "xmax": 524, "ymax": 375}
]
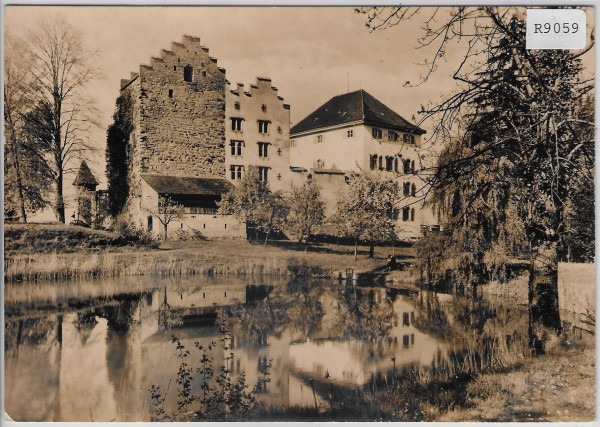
[
  {"xmin": 291, "ymin": 89, "xmax": 425, "ymax": 135},
  {"xmin": 141, "ymin": 175, "xmax": 233, "ymax": 196}
]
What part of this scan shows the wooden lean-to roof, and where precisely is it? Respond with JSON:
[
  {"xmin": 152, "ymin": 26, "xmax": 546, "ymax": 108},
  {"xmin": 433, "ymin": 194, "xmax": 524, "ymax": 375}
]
[
  {"xmin": 290, "ymin": 89, "xmax": 426, "ymax": 135},
  {"xmin": 141, "ymin": 175, "xmax": 233, "ymax": 196}
]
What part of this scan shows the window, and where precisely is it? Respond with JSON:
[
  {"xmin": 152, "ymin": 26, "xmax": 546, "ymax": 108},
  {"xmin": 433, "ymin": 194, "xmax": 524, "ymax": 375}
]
[
  {"xmin": 403, "ymin": 133, "xmax": 415, "ymax": 144},
  {"xmin": 258, "ymin": 142, "xmax": 269, "ymax": 158},
  {"xmin": 183, "ymin": 65, "xmax": 193, "ymax": 82},
  {"xmin": 410, "ymin": 208, "xmax": 415, "ymax": 222},
  {"xmin": 173, "ymin": 66, "xmax": 177, "ymax": 71},
  {"xmin": 234, "ymin": 101, "xmax": 240, "ymax": 110},
  {"xmin": 202, "ymin": 71, "xmax": 207, "ymax": 77},
  {"xmin": 411, "ymin": 183, "xmax": 416, "ymax": 197},
  {"xmin": 403, "ymin": 182, "xmax": 410, "ymax": 196},
  {"xmin": 258, "ymin": 166, "xmax": 269, "ymax": 182},
  {"xmin": 168, "ymin": 89, "xmax": 173, "ymax": 98},
  {"xmin": 394, "ymin": 157, "xmax": 399, "ymax": 172},
  {"xmin": 316, "ymin": 134, "xmax": 323, "ymax": 143},
  {"xmin": 147, "ymin": 216, "xmax": 153, "ymax": 231},
  {"xmin": 372, "ymin": 128, "xmax": 382, "ymax": 139},
  {"xmin": 230, "ymin": 140, "xmax": 243, "ymax": 156},
  {"xmin": 403, "ymin": 312, "xmax": 410, "ymax": 326},
  {"xmin": 230, "ymin": 165, "xmax": 244, "ymax": 180},
  {"xmin": 378, "ymin": 156, "xmax": 383, "ymax": 170},
  {"xmin": 402, "ymin": 206, "xmax": 410, "ymax": 221},
  {"xmin": 370, "ymin": 154, "xmax": 378, "ymax": 170},
  {"xmin": 347, "ymin": 129, "xmax": 354, "ymax": 138},
  {"xmin": 258, "ymin": 120, "xmax": 270, "ymax": 134},
  {"xmin": 388, "ymin": 131, "xmax": 399, "ymax": 141},
  {"xmin": 231, "ymin": 118, "xmax": 243, "ymax": 131},
  {"xmin": 403, "ymin": 159, "xmax": 411, "ymax": 174},
  {"xmin": 261, "ymin": 104, "xmax": 267, "ymax": 112},
  {"xmin": 290, "ymin": 140, "xmax": 297, "ymax": 147},
  {"xmin": 385, "ymin": 156, "xmax": 393, "ymax": 171},
  {"xmin": 411, "ymin": 160, "xmax": 415, "ymax": 173}
]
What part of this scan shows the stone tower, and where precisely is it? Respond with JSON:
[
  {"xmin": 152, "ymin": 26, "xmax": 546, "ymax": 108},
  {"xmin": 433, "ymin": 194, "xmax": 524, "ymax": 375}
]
[
  {"xmin": 117, "ymin": 35, "xmax": 227, "ymax": 217},
  {"xmin": 73, "ymin": 160, "xmax": 99, "ymax": 225}
]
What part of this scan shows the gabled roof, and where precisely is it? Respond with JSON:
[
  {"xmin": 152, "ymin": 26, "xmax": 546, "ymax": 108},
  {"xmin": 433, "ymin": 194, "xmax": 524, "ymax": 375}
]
[
  {"xmin": 141, "ymin": 175, "xmax": 233, "ymax": 196},
  {"xmin": 73, "ymin": 160, "xmax": 99, "ymax": 187},
  {"xmin": 290, "ymin": 89, "xmax": 426, "ymax": 135}
]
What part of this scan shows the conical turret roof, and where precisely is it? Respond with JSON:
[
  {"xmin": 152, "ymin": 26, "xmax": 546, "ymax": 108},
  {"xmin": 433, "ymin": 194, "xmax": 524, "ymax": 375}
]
[{"xmin": 73, "ymin": 160, "xmax": 99, "ymax": 187}]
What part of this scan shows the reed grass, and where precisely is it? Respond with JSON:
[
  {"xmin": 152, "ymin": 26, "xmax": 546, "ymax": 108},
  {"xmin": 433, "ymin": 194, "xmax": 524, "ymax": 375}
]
[{"xmin": 4, "ymin": 250, "xmax": 330, "ymax": 283}]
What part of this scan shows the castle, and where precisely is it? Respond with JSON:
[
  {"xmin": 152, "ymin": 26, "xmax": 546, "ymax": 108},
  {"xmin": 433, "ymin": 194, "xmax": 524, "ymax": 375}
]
[{"xmin": 105, "ymin": 35, "xmax": 435, "ymax": 240}]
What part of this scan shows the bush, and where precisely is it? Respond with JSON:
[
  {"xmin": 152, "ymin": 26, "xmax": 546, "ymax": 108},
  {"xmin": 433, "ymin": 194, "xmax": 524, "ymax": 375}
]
[{"xmin": 112, "ymin": 213, "xmax": 156, "ymax": 247}]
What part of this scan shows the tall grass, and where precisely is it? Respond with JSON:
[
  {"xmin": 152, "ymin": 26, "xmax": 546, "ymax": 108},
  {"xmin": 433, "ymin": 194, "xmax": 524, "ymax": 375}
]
[{"xmin": 4, "ymin": 251, "xmax": 328, "ymax": 283}]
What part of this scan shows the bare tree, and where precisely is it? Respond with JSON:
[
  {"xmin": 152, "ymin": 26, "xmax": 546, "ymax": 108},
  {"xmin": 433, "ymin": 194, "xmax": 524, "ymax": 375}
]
[
  {"xmin": 24, "ymin": 15, "xmax": 101, "ymax": 223},
  {"xmin": 149, "ymin": 196, "xmax": 186, "ymax": 241},
  {"xmin": 357, "ymin": 7, "xmax": 594, "ymax": 350}
]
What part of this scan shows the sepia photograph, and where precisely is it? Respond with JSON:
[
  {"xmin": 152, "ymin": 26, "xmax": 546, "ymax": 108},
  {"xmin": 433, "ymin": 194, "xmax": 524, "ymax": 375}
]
[{"xmin": 2, "ymin": 4, "xmax": 596, "ymax": 423}]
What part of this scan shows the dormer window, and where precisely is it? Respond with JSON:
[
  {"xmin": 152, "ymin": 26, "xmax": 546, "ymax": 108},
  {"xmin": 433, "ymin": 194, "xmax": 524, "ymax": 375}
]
[{"xmin": 372, "ymin": 128, "xmax": 382, "ymax": 139}]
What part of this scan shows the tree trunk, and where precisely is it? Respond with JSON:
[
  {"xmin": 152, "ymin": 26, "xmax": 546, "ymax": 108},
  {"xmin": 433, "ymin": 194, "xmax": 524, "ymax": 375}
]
[
  {"xmin": 264, "ymin": 230, "xmax": 270, "ymax": 247},
  {"xmin": 528, "ymin": 241, "xmax": 561, "ymax": 355},
  {"xmin": 163, "ymin": 223, "xmax": 168, "ymax": 241},
  {"xmin": 55, "ymin": 171, "xmax": 65, "ymax": 223},
  {"xmin": 354, "ymin": 240, "xmax": 358, "ymax": 261},
  {"xmin": 369, "ymin": 242, "xmax": 374, "ymax": 258},
  {"xmin": 8, "ymin": 124, "xmax": 27, "ymax": 223}
]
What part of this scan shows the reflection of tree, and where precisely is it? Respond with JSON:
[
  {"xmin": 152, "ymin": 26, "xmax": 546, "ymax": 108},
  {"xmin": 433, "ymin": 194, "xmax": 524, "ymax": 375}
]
[
  {"xmin": 220, "ymin": 287, "xmax": 292, "ymax": 347},
  {"xmin": 285, "ymin": 279, "xmax": 325, "ymax": 338},
  {"xmin": 72, "ymin": 311, "xmax": 98, "ymax": 345},
  {"xmin": 221, "ymin": 280, "xmax": 329, "ymax": 345},
  {"xmin": 411, "ymin": 292, "xmax": 453, "ymax": 340},
  {"xmin": 334, "ymin": 287, "xmax": 394, "ymax": 343}
]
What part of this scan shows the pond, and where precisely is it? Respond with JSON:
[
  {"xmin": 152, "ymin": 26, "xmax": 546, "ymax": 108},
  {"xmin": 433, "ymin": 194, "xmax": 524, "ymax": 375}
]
[{"xmin": 4, "ymin": 275, "xmax": 528, "ymax": 421}]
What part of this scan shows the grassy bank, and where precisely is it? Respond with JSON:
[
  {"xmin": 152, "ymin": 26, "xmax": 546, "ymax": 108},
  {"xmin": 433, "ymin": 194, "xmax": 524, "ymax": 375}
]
[{"xmin": 4, "ymin": 224, "xmax": 412, "ymax": 282}]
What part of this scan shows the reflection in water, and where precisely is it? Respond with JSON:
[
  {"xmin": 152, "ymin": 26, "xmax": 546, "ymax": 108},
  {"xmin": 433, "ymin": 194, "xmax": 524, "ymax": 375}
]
[{"xmin": 4, "ymin": 276, "xmax": 528, "ymax": 421}]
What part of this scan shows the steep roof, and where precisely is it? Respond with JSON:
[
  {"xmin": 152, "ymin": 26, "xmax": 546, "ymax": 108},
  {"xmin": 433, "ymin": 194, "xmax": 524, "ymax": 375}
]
[
  {"xmin": 141, "ymin": 175, "xmax": 233, "ymax": 196},
  {"xmin": 73, "ymin": 160, "xmax": 99, "ymax": 187},
  {"xmin": 290, "ymin": 89, "xmax": 425, "ymax": 135}
]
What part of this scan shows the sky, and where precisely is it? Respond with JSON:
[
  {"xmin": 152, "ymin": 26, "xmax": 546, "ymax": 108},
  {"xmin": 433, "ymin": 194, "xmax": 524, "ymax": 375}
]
[{"xmin": 3, "ymin": 6, "xmax": 595, "ymax": 218}]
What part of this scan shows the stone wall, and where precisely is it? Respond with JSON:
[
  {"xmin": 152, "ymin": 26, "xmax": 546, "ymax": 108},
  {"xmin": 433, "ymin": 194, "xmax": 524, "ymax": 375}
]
[{"xmin": 119, "ymin": 35, "xmax": 228, "ymax": 222}]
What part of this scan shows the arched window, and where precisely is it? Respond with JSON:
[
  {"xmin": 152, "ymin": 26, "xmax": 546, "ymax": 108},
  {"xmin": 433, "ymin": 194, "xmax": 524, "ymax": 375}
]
[
  {"xmin": 411, "ymin": 160, "xmax": 415, "ymax": 172},
  {"xmin": 411, "ymin": 183, "xmax": 416, "ymax": 197},
  {"xmin": 183, "ymin": 65, "xmax": 193, "ymax": 82},
  {"xmin": 378, "ymin": 156, "xmax": 383, "ymax": 170},
  {"xmin": 147, "ymin": 216, "xmax": 153, "ymax": 231},
  {"xmin": 394, "ymin": 157, "xmax": 399, "ymax": 172},
  {"xmin": 410, "ymin": 208, "xmax": 415, "ymax": 222}
]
